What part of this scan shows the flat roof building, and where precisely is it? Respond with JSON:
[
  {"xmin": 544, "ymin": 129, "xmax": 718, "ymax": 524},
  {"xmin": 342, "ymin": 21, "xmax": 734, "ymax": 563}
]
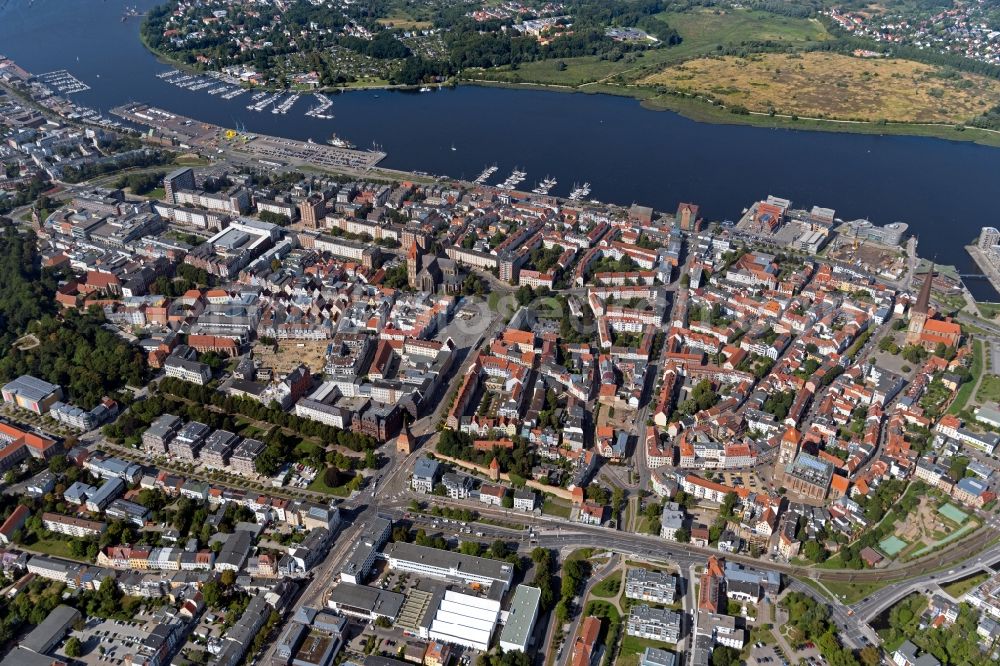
[
  {"xmin": 383, "ymin": 541, "xmax": 515, "ymax": 592},
  {"xmin": 499, "ymin": 585, "xmax": 541, "ymax": 653},
  {"xmin": 1, "ymin": 375, "xmax": 62, "ymax": 414},
  {"xmin": 428, "ymin": 590, "xmax": 501, "ymax": 652},
  {"xmin": 327, "ymin": 583, "xmax": 405, "ymax": 622}
]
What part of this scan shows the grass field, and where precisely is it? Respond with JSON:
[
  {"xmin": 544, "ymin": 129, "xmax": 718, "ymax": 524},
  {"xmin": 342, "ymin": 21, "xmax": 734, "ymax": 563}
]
[
  {"xmin": 976, "ymin": 373, "xmax": 1000, "ymax": 404},
  {"xmin": 657, "ymin": 8, "xmax": 829, "ymax": 50},
  {"xmin": 617, "ymin": 635, "xmax": 677, "ymax": 666},
  {"xmin": 27, "ymin": 536, "xmax": 81, "ymax": 560},
  {"xmin": 641, "ymin": 52, "xmax": 1000, "ymax": 123},
  {"xmin": 543, "ymin": 496, "xmax": 573, "ymax": 519},
  {"xmin": 591, "ymin": 571, "xmax": 623, "ymax": 598},
  {"xmin": 977, "ymin": 302, "xmax": 1000, "ymax": 319},
  {"xmin": 940, "ymin": 571, "xmax": 989, "ymax": 598},
  {"xmin": 950, "ymin": 338, "xmax": 984, "ymax": 414},
  {"xmin": 466, "ymin": 8, "xmax": 830, "ymax": 88},
  {"xmin": 307, "ymin": 471, "xmax": 353, "ymax": 497},
  {"xmin": 821, "ymin": 578, "xmax": 890, "ymax": 604}
]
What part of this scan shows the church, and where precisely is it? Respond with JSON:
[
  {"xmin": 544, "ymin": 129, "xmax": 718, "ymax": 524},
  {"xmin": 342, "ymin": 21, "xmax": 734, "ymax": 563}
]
[
  {"xmin": 904, "ymin": 266, "xmax": 962, "ymax": 351},
  {"xmin": 407, "ymin": 242, "xmax": 462, "ymax": 294}
]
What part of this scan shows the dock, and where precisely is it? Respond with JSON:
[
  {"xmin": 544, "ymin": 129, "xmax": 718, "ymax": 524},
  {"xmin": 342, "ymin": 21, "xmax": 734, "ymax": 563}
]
[
  {"xmin": 111, "ymin": 103, "xmax": 387, "ymax": 172},
  {"xmin": 965, "ymin": 244, "xmax": 1000, "ymax": 295}
]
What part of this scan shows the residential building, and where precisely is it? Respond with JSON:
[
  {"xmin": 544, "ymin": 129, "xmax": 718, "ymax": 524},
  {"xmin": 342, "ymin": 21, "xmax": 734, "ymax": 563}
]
[
  {"xmin": 411, "ymin": 458, "xmax": 441, "ymax": 494},
  {"xmin": 441, "ymin": 473, "xmax": 473, "ymax": 499},
  {"xmin": 513, "ymin": 489, "xmax": 537, "ymax": 512},
  {"xmin": 625, "ymin": 568, "xmax": 677, "ymax": 605},
  {"xmin": 168, "ymin": 421, "xmax": 210, "ymax": 461},
  {"xmin": 230, "ymin": 437, "xmax": 265, "ymax": 476},
  {"xmin": 143, "ymin": 414, "xmax": 182, "ymax": 454},
  {"xmin": 42, "ymin": 512, "xmax": 107, "ymax": 538},
  {"xmin": 627, "ymin": 605, "xmax": 681, "ymax": 644}
]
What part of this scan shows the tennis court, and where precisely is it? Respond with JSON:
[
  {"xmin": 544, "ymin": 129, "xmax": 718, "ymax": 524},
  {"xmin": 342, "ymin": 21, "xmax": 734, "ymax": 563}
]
[
  {"xmin": 879, "ymin": 535, "xmax": 908, "ymax": 557},
  {"xmin": 938, "ymin": 503, "xmax": 970, "ymax": 525}
]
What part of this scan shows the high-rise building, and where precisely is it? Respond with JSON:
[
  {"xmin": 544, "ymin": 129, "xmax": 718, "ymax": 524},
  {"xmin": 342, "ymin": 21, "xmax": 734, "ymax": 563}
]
[
  {"xmin": 163, "ymin": 167, "xmax": 195, "ymax": 204},
  {"xmin": 299, "ymin": 193, "xmax": 326, "ymax": 229},
  {"xmin": 676, "ymin": 202, "xmax": 700, "ymax": 232}
]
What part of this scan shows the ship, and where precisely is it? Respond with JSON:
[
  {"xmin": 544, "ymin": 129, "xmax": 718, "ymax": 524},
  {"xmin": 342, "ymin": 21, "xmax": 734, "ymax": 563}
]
[{"xmin": 327, "ymin": 134, "xmax": 356, "ymax": 149}]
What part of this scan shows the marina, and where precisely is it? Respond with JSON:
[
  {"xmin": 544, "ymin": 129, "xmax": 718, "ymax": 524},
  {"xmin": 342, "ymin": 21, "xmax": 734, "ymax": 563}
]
[
  {"xmin": 305, "ymin": 93, "xmax": 334, "ymax": 119},
  {"xmin": 568, "ymin": 182, "xmax": 592, "ymax": 201},
  {"xmin": 497, "ymin": 167, "xmax": 526, "ymax": 190},
  {"xmin": 473, "ymin": 165, "xmax": 498, "ymax": 185},
  {"xmin": 271, "ymin": 94, "xmax": 300, "ymax": 115},
  {"xmin": 532, "ymin": 176, "xmax": 557, "ymax": 195},
  {"xmin": 36, "ymin": 69, "xmax": 90, "ymax": 94},
  {"xmin": 247, "ymin": 93, "xmax": 280, "ymax": 112}
]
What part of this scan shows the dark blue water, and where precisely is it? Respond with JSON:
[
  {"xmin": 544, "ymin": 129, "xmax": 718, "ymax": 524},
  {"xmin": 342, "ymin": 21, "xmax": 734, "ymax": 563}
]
[{"xmin": 2, "ymin": 0, "xmax": 999, "ymax": 297}]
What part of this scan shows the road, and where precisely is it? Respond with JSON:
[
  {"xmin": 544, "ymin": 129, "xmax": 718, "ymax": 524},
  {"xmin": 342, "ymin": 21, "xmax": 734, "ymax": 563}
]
[
  {"xmin": 380, "ymin": 485, "xmax": 1000, "ymax": 584},
  {"xmin": 257, "ymin": 436, "xmax": 420, "ymax": 663},
  {"xmin": 555, "ymin": 554, "xmax": 620, "ymax": 666}
]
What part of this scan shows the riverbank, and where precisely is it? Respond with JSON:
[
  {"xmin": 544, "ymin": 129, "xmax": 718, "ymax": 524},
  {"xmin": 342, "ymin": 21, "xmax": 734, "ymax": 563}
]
[
  {"xmin": 462, "ymin": 77, "xmax": 1000, "ymax": 149},
  {"xmin": 139, "ymin": 28, "xmax": 1000, "ymax": 150}
]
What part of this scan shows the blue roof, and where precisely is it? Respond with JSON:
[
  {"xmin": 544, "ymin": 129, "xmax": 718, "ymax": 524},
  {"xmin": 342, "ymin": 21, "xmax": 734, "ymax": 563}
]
[{"xmin": 957, "ymin": 477, "xmax": 987, "ymax": 494}]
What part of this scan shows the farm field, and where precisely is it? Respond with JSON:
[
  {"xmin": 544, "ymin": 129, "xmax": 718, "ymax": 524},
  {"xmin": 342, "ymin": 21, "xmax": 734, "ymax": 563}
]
[{"xmin": 641, "ymin": 52, "xmax": 1000, "ymax": 123}]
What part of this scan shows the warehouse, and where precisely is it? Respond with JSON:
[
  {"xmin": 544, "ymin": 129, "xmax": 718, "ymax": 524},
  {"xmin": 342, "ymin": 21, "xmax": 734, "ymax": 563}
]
[{"xmin": 427, "ymin": 590, "xmax": 500, "ymax": 652}]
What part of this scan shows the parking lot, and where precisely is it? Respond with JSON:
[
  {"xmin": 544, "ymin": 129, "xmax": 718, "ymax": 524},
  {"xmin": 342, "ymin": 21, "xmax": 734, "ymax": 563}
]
[
  {"xmin": 747, "ymin": 643, "xmax": 785, "ymax": 666},
  {"xmin": 60, "ymin": 617, "xmax": 154, "ymax": 665}
]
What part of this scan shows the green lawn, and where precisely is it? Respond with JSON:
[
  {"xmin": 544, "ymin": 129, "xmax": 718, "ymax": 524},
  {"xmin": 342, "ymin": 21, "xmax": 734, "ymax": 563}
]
[
  {"xmin": 977, "ymin": 302, "xmax": 1000, "ymax": 319},
  {"xmin": 293, "ymin": 440, "xmax": 324, "ymax": 461},
  {"xmin": 617, "ymin": 635, "xmax": 677, "ymax": 666},
  {"xmin": 975, "ymin": 372, "xmax": 1000, "ymax": 404},
  {"xmin": 307, "ymin": 473, "xmax": 353, "ymax": 497},
  {"xmin": 940, "ymin": 571, "xmax": 989, "ymax": 598},
  {"xmin": 949, "ymin": 338, "xmax": 983, "ymax": 414},
  {"xmin": 659, "ymin": 8, "xmax": 828, "ymax": 45},
  {"xmin": 543, "ymin": 496, "xmax": 572, "ymax": 519},
  {"xmin": 27, "ymin": 536, "xmax": 81, "ymax": 560},
  {"xmin": 583, "ymin": 600, "xmax": 621, "ymax": 623},
  {"xmin": 820, "ymin": 578, "xmax": 889, "ymax": 605},
  {"xmin": 591, "ymin": 570, "xmax": 623, "ymax": 598}
]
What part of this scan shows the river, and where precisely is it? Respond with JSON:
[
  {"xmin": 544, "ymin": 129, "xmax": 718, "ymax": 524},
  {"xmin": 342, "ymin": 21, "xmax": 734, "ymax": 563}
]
[{"xmin": 2, "ymin": 0, "xmax": 999, "ymax": 298}]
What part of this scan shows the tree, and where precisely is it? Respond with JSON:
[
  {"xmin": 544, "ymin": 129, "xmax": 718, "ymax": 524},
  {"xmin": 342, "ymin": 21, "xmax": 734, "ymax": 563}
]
[
  {"xmin": 555, "ymin": 599, "xmax": 570, "ymax": 623},
  {"xmin": 220, "ymin": 569, "xmax": 236, "ymax": 587},
  {"xmin": 803, "ymin": 540, "xmax": 827, "ymax": 563},
  {"xmin": 720, "ymin": 491, "xmax": 739, "ymax": 519},
  {"xmin": 675, "ymin": 527, "xmax": 690, "ymax": 543},
  {"xmin": 711, "ymin": 646, "xmax": 741, "ymax": 666},
  {"xmin": 859, "ymin": 646, "xmax": 881, "ymax": 666},
  {"xmin": 64, "ymin": 637, "xmax": 82, "ymax": 657}
]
